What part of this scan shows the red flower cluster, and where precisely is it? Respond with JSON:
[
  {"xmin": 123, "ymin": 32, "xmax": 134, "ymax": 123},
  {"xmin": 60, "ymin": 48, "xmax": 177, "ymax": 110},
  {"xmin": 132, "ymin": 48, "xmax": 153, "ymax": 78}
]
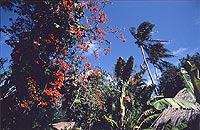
[
  {"xmin": 69, "ymin": 26, "xmax": 85, "ymax": 42},
  {"xmin": 26, "ymin": 77, "xmax": 39, "ymax": 101},
  {"xmin": 104, "ymin": 48, "xmax": 110, "ymax": 53},
  {"xmin": 94, "ymin": 70, "xmax": 101, "ymax": 77},
  {"xmin": 87, "ymin": 69, "xmax": 101, "ymax": 78},
  {"xmin": 85, "ymin": 62, "xmax": 92, "ymax": 70},
  {"xmin": 77, "ymin": 55, "xmax": 86, "ymax": 60},
  {"xmin": 76, "ymin": 44, "xmax": 89, "ymax": 52},
  {"xmin": 44, "ymin": 88, "xmax": 62, "ymax": 97},
  {"xmin": 44, "ymin": 87, "xmax": 62, "ymax": 106},
  {"xmin": 97, "ymin": 28, "xmax": 105, "ymax": 34},
  {"xmin": 91, "ymin": 7, "xmax": 99, "ymax": 12},
  {"xmin": 62, "ymin": 0, "xmax": 74, "ymax": 10},
  {"xmin": 20, "ymin": 102, "xmax": 28, "ymax": 108},
  {"xmin": 96, "ymin": 92, "xmax": 103, "ymax": 99},
  {"xmin": 98, "ymin": 102, "xmax": 103, "ymax": 109},
  {"xmin": 129, "ymin": 78, "xmax": 135, "ymax": 85},
  {"xmin": 50, "ymin": 71, "xmax": 65, "ymax": 89},
  {"xmin": 99, "ymin": 11, "xmax": 108, "ymax": 23},
  {"xmin": 38, "ymin": 101, "xmax": 48, "ymax": 107},
  {"xmin": 120, "ymin": 34, "xmax": 126, "ymax": 42},
  {"xmin": 54, "ymin": 58, "xmax": 70, "ymax": 71}
]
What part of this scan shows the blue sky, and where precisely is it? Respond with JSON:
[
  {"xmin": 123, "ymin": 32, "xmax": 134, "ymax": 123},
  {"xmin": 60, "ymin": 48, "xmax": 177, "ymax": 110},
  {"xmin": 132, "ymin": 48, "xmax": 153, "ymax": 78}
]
[
  {"xmin": 89, "ymin": 0, "xmax": 200, "ymax": 74},
  {"xmin": 1, "ymin": 1, "xmax": 200, "ymax": 75}
]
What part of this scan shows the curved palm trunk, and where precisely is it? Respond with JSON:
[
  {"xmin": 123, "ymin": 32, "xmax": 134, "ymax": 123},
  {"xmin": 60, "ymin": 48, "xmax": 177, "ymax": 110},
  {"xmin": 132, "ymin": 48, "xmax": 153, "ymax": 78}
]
[
  {"xmin": 140, "ymin": 46, "xmax": 159, "ymax": 95},
  {"xmin": 154, "ymin": 66, "xmax": 159, "ymax": 82},
  {"xmin": 154, "ymin": 64, "xmax": 160, "ymax": 95}
]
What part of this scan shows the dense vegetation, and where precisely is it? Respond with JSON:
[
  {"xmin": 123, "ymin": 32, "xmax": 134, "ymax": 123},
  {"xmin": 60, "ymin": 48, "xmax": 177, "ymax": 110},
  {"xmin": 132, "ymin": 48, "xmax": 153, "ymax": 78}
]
[{"xmin": 0, "ymin": 0, "xmax": 199, "ymax": 130}]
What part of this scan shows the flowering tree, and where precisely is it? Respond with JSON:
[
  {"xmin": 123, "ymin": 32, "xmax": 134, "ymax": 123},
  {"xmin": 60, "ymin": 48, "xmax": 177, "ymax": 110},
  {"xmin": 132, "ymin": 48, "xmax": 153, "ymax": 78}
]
[{"xmin": 0, "ymin": 0, "xmax": 127, "ymax": 129}]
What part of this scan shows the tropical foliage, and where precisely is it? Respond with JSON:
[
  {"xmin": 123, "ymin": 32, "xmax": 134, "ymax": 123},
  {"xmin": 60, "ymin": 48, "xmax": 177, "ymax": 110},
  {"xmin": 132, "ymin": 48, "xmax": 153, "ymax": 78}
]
[{"xmin": 0, "ymin": 0, "xmax": 199, "ymax": 130}]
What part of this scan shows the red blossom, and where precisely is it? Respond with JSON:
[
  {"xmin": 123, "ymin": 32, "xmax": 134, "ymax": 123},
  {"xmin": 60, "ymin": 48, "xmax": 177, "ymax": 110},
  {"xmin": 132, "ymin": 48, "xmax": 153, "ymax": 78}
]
[
  {"xmin": 50, "ymin": 98, "xmax": 59, "ymax": 106},
  {"xmin": 69, "ymin": 26, "xmax": 76, "ymax": 34},
  {"xmin": 62, "ymin": 49, "xmax": 68, "ymax": 55},
  {"xmin": 110, "ymin": 28, "xmax": 117, "ymax": 34},
  {"xmin": 124, "ymin": 96, "xmax": 131, "ymax": 102},
  {"xmin": 55, "ymin": 46, "xmax": 59, "ymax": 52},
  {"xmin": 77, "ymin": 55, "xmax": 86, "ymax": 60},
  {"xmin": 44, "ymin": 39, "xmax": 51, "ymax": 44},
  {"xmin": 53, "ymin": 71, "xmax": 65, "ymax": 88},
  {"xmin": 61, "ymin": 61, "xmax": 70, "ymax": 71},
  {"xmin": 54, "ymin": 58, "xmax": 62, "ymax": 63},
  {"xmin": 95, "ymin": 70, "xmax": 101, "ymax": 77},
  {"xmin": 85, "ymin": 62, "xmax": 92, "ymax": 70},
  {"xmin": 76, "ymin": 44, "xmax": 89, "ymax": 52},
  {"xmin": 44, "ymin": 88, "xmax": 53, "ymax": 96},
  {"xmin": 94, "ymin": 50, "xmax": 99, "ymax": 59},
  {"xmin": 120, "ymin": 34, "xmax": 126, "ymax": 42},
  {"xmin": 76, "ymin": 44, "xmax": 85, "ymax": 49},
  {"xmin": 78, "ymin": 37, "xmax": 83, "ymax": 43},
  {"xmin": 98, "ymin": 102, "xmax": 103, "ymax": 109},
  {"xmin": 34, "ymin": 60, "xmax": 39, "ymax": 64},
  {"xmin": 77, "ymin": 29, "xmax": 84, "ymax": 36},
  {"xmin": 97, "ymin": 28, "xmax": 104, "ymax": 34},
  {"xmin": 81, "ymin": 1, "xmax": 87, "ymax": 7},
  {"xmin": 39, "ymin": 101, "xmax": 48, "ymax": 106},
  {"xmin": 62, "ymin": 0, "xmax": 67, "ymax": 6},
  {"xmin": 129, "ymin": 78, "xmax": 135, "ymax": 85},
  {"xmin": 53, "ymin": 88, "xmax": 62, "ymax": 97},
  {"xmin": 20, "ymin": 102, "xmax": 28, "ymax": 108},
  {"xmin": 99, "ymin": 12, "xmax": 108, "ymax": 23},
  {"xmin": 49, "ymin": 34, "xmax": 55, "ymax": 39},
  {"xmin": 55, "ymin": 39, "xmax": 59, "ymax": 44},
  {"xmin": 96, "ymin": 92, "xmax": 103, "ymax": 98},
  {"xmin": 104, "ymin": 48, "xmax": 110, "ymax": 53},
  {"xmin": 91, "ymin": 7, "xmax": 99, "ymax": 12}
]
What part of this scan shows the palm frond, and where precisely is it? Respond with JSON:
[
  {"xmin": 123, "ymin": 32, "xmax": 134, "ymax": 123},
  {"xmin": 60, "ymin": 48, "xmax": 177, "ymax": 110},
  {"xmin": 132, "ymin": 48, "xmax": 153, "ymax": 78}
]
[
  {"xmin": 129, "ymin": 27, "xmax": 137, "ymax": 39},
  {"xmin": 136, "ymin": 21, "xmax": 155, "ymax": 42}
]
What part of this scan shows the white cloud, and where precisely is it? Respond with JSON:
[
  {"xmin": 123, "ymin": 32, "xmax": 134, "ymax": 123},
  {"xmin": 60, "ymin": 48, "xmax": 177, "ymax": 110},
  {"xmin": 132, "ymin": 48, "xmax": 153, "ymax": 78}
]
[
  {"xmin": 88, "ymin": 44, "xmax": 99, "ymax": 54},
  {"xmin": 172, "ymin": 48, "xmax": 187, "ymax": 56}
]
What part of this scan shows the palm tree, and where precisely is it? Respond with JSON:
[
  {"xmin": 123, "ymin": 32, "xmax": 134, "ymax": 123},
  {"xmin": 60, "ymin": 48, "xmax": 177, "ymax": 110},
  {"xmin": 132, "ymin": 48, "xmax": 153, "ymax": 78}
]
[
  {"xmin": 130, "ymin": 21, "xmax": 173, "ymax": 95},
  {"xmin": 130, "ymin": 21, "xmax": 157, "ymax": 94}
]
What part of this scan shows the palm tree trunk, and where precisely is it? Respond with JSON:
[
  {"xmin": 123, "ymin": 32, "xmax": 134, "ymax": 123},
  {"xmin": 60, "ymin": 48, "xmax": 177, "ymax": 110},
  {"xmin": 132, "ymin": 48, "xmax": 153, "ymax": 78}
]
[
  {"xmin": 153, "ymin": 64, "xmax": 160, "ymax": 83},
  {"xmin": 140, "ymin": 46, "xmax": 159, "ymax": 95},
  {"xmin": 154, "ymin": 65, "xmax": 160, "ymax": 95}
]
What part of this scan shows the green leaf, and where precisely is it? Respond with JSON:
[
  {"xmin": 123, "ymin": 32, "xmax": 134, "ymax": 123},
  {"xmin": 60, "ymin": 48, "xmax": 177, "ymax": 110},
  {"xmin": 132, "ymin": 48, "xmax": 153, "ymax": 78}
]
[
  {"xmin": 152, "ymin": 98, "xmax": 198, "ymax": 110},
  {"xmin": 176, "ymin": 99, "xmax": 198, "ymax": 110},
  {"xmin": 172, "ymin": 123, "xmax": 187, "ymax": 130},
  {"xmin": 103, "ymin": 115, "xmax": 118, "ymax": 128},
  {"xmin": 180, "ymin": 68, "xmax": 195, "ymax": 100},
  {"xmin": 164, "ymin": 119, "xmax": 173, "ymax": 130},
  {"xmin": 74, "ymin": 98, "xmax": 81, "ymax": 103}
]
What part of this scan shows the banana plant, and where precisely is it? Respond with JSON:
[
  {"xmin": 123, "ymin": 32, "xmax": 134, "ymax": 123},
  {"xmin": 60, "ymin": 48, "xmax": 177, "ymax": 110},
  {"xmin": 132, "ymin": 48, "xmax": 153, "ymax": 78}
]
[
  {"xmin": 184, "ymin": 60, "xmax": 200, "ymax": 103},
  {"xmin": 114, "ymin": 56, "xmax": 134, "ymax": 130},
  {"xmin": 150, "ymin": 60, "xmax": 200, "ymax": 111}
]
